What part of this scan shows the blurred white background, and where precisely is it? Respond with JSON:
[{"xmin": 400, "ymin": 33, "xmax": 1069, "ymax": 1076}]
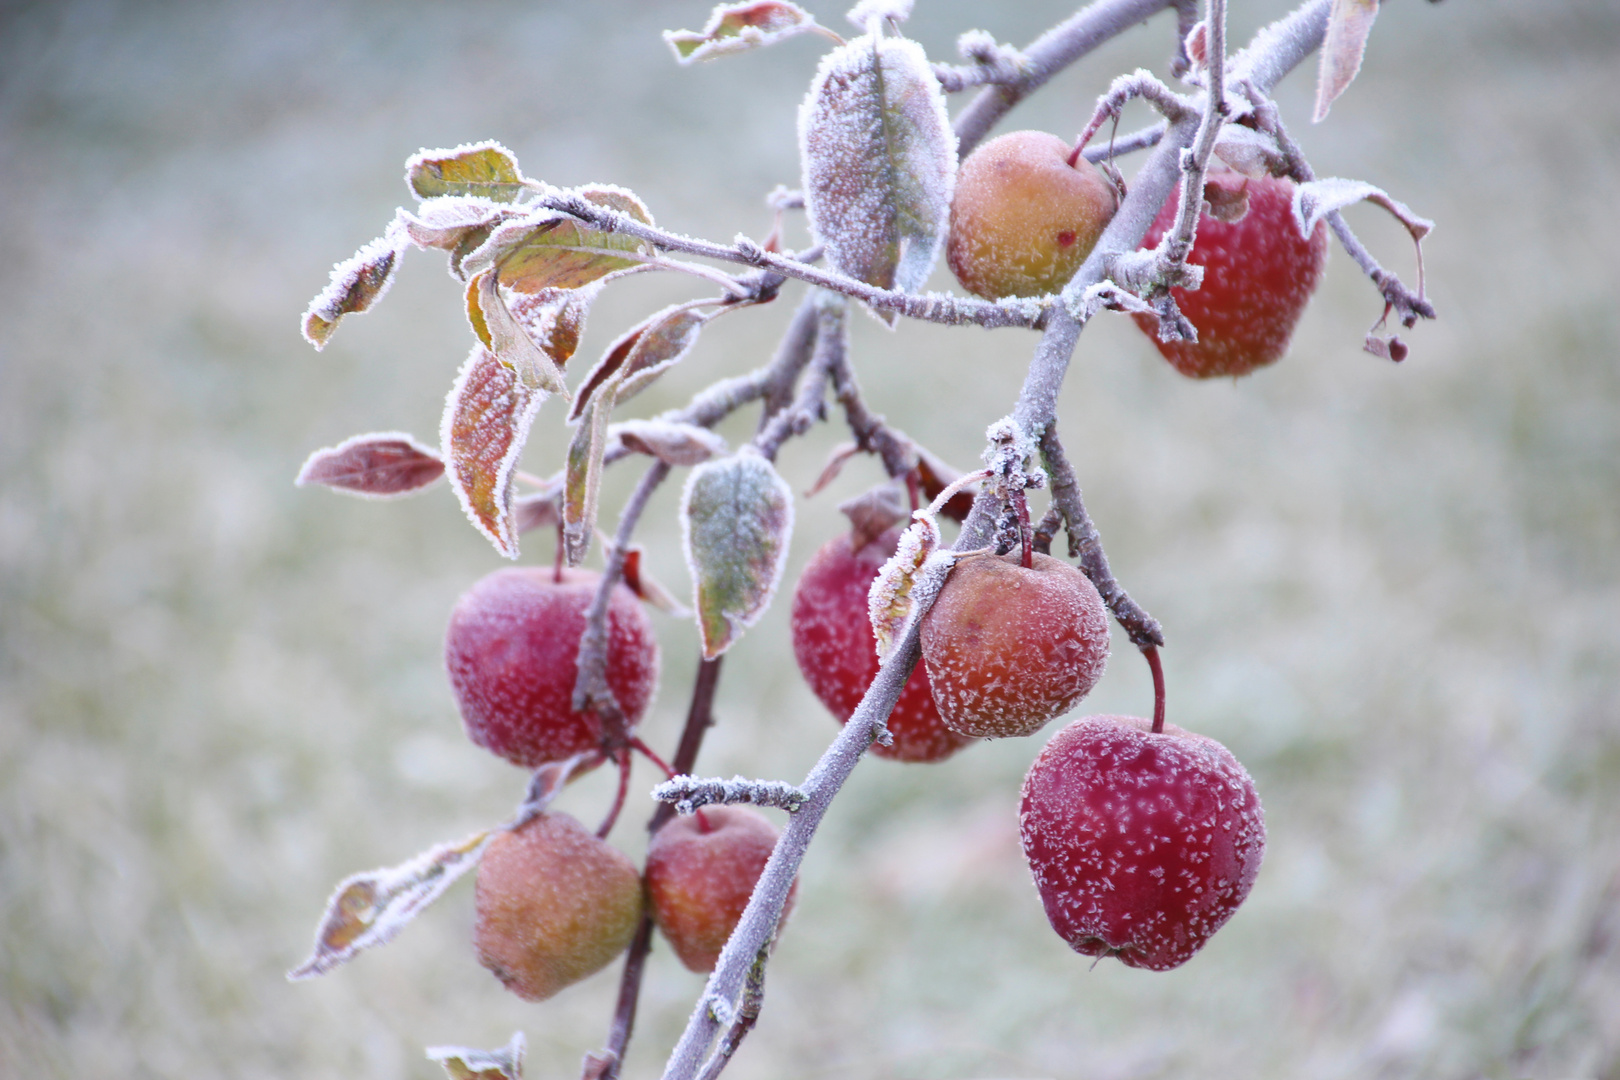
[{"xmin": 2, "ymin": 1, "xmax": 1617, "ymax": 1078}]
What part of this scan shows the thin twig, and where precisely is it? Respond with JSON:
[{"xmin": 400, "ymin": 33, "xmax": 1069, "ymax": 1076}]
[
  {"xmin": 826, "ymin": 342, "xmax": 916, "ymax": 481},
  {"xmin": 653, "ymin": 776, "xmax": 810, "ymax": 815},
  {"xmin": 753, "ymin": 296, "xmax": 840, "ymax": 463},
  {"xmin": 694, "ymin": 946, "xmax": 770, "ymax": 1080}
]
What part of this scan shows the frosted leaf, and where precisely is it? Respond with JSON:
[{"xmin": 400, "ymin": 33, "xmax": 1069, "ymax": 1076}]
[
  {"xmin": 462, "ymin": 185, "xmax": 654, "ymax": 294},
  {"xmin": 562, "ymin": 393, "xmax": 612, "ymax": 566},
  {"xmin": 510, "ymin": 281, "xmax": 602, "ymax": 372},
  {"xmin": 295, "ymin": 431, "xmax": 444, "ymax": 499},
  {"xmin": 611, "ymin": 419, "xmax": 727, "ymax": 466},
  {"xmin": 301, "ymin": 232, "xmax": 404, "ymax": 349},
  {"xmin": 799, "ymin": 32, "xmax": 955, "ymax": 308},
  {"xmin": 1313, "ymin": 0, "xmax": 1379, "ymax": 123},
  {"xmin": 681, "ymin": 450, "xmax": 795, "ymax": 659},
  {"xmin": 866, "ymin": 513, "xmax": 936, "ymax": 661},
  {"xmin": 513, "ymin": 491, "xmax": 560, "ymax": 534},
  {"xmin": 571, "ymin": 304, "xmax": 709, "ymax": 422},
  {"xmin": 288, "ymin": 828, "xmax": 495, "ymax": 980},
  {"xmin": 397, "ymin": 197, "xmax": 519, "ymax": 250},
  {"xmin": 664, "ymin": 1, "xmax": 825, "ymax": 64},
  {"xmin": 846, "ymin": 0, "xmax": 913, "ymax": 33},
  {"xmin": 427, "ymin": 1033, "xmax": 526, "ymax": 1080},
  {"xmin": 442, "ymin": 346, "xmax": 546, "ymax": 559},
  {"xmin": 1293, "ymin": 177, "xmax": 1433, "ymax": 244},
  {"xmin": 838, "ymin": 482, "xmax": 907, "ymax": 551},
  {"xmin": 805, "ymin": 440, "xmax": 860, "ymax": 497},
  {"xmin": 405, "ymin": 141, "xmax": 526, "ymax": 202},
  {"xmin": 471, "ymin": 270, "xmax": 570, "ymax": 397},
  {"xmin": 1212, "ymin": 127, "xmax": 1287, "ymax": 180}
]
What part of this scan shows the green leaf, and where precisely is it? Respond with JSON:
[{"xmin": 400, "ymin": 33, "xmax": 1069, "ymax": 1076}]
[
  {"xmin": 562, "ymin": 392, "xmax": 613, "ymax": 566},
  {"xmin": 301, "ymin": 233, "xmax": 403, "ymax": 349},
  {"xmin": 464, "ymin": 185, "xmax": 655, "ymax": 294},
  {"xmin": 799, "ymin": 32, "xmax": 955, "ymax": 306},
  {"xmin": 473, "ymin": 270, "xmax": 571, "ymax": 397},
  {"xmin": 665, "ymin": 1, "xmax": 827, "ymax": 64},
  {"xmin": 441, "ymin": 346, "xmax": 546, "ymax": 559},
  {"xmin": 681, "ymin": 450, "xmax": 795, "ymax": 659},
  {"xmin": 427, "ymin": 1034, "xmax": 526, "ymax": 1080},
  {"xmin": 405, "ymin": 141, "xmax": 527, "ymax": 201}
]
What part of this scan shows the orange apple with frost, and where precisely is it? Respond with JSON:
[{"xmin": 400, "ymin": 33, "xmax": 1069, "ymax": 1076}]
[
  {"xmin": 644, "ymin": 806, "xmax": 796, "ymax": 973},
  {"xmin": 1132, "ymin": 171, "xmax": 1328, "ymax": 378},
  {"xmin": 445, "ymin": 567, "xmax": 659, "ymax": 766},
  {"xmin": 947, "ymin": 130, "xmax": 1119, "ymax": 300},
  {"xmin": 474, "ymin": 812, "xmax": 643, "ymax": 1001},
  {"xmin": 791, "ymin": 528, "xmax": 975, "ymax": 763},
  {"xmin": 1019, "ymin": 714, "xmax": 1266, "ymax": 971},
  {"xmin": 919, "ymin": 552, "xmax": 1110, "ymax": 739}
]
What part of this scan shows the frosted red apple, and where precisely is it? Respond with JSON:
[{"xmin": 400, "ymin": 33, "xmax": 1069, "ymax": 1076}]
[
  {"xmin": 1132, "ymin": 171, "xmax": 1328, "ymax": 378},
  {"xmin": 919, "ymin": 552, "xmax": 1110, "ymax": 739},
  {"xmin": 445, "ymin": 567, "xmax": 659, "ymax": 767},
  {"xmin": 644, "ymin": 806, "xmax": 796, "ymax": 973},
  {"xmin": 791, "ymin": 528, "xmax": 974, "ymax": 763},
  {"xmin": 1019, "ymin": 714, "xmax": 1266, "ymax": 971},
  {"xmin": 947, "ymin": 130, "xmax": 1119, "ymax": 299},
  {"xmin": 474, "ymin": 811, "xmax": 643, "ymax": 1000}
]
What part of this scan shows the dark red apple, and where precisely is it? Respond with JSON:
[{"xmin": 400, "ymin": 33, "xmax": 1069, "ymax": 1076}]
[
  {"xmin": 445, "ymin": 566, "xmax": 659, "ymax": 767},
  {"xmin": 1019, "ymin": 714, "xmax": 1266, "ymax": 971}
]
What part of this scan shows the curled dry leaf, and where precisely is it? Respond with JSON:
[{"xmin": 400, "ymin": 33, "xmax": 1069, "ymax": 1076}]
[
  {"xmin": 611, "ymin": 419, "xmax": 728, "ymax": 467},
  {"xmin": 866, "ymin": 513, "xmax": 937, "ymax": 661},
  {"xmin": 442, "ymin": 346, "xmax": 547, "ymax": 559},
  {"xmin": 681, "ymin": 451, "xmax": 795, "ymax": 659},
  {"xmin": 426, "ymin": 1033, "xmax": 527, "ymax": 1080},
  {"xmin": 462, "ymin": 185, "xmax": 655, "ymax": 294},
  {"xmin": 838, "ymin": 482, "xmax": 908, "ymax": 551},
  {"xmin": 1364, "ymin": 332, "xmax": 1407, "ymax": 363},
  {"xmin": 295, "ymin": 431, "xmax": 444, "ymax": 499},
  {"xmin": 1212, "ymin": 126, "xmax": 1287, "ymax": 180},
  {"xmin": 1292, "ymin": 177, "xmax": 1433, "ymax": 243},
  {"xmin": 301, "ymin": 232, "xmax": 404, "ymax": 350},
  {"xmin": 806, "ymin": 441, "xmax": 861, "ymax": 498},
  {"xmin": 289, "ymin": 829, "xmax": 495, "ymax": 980},
  {"xmin": 405, "ymin": 141, "xmax": 526, "ymax": 202},
  {"xmin": 664, "ymin": 1, "xmax": 828, "ymax": 64},
  {"xmin": 1314, "ymin": 0, "xmax": 1380, "ymax": 124},
  {"xmin": 799, "ymin": 30, "xmax": 955, "ymax": 311}
]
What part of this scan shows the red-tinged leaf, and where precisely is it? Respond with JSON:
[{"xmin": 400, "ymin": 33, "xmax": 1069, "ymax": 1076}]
[
  {"xmin": 618, "ymin": 547, "xmax": 691, "ymax": 617},
  {"xmin": 474, "ymin": 270, "xmax": 570, "ymax": 397},
  {"xmin": 799, "ymin": 31, "xmax": 955, "ymax": 307},
  {"xmin": 569, "ymin": 304, "xmax": 709, "ymax": 422},
  {"xmin": 442, "ymin": 346, "xmax": 546, "ymax": 559},
  {"xmin": 1365, "ymin": 333, "xmax": 1407, "ymax": 362},
  {"xmin": 664, "ymin": 1, "xmax": 827, "ymax": 64},
  {"xmin": 406, "ymin": 141, "xmax": 527, "ymax": 202},
  {"xmin": 611, "ymin": 419, "xmax": 728, "ymax": 466},
  {"xmin": 1314, "ymin": 0, "xmax": 1379, "ymax": 123},
  {"xmin": 838, "ymin": 482, "xmax": 907, "ymax": 551},
  {"xmin": 288, "ymin": 829, "xmax": 495, "ymax": 980},
  {"xmin": 681, "ymin": 450, "xmax": 795, "ymax": 659},
  {"xmin": 427, "ymin": 1033, "xmax": 526, "ymax": 1080},
  {"xmin": 914, "ymin": 446, "xmax": 976, "ymax": 522},
  {"xmin": 805, "ymin": 441, "xmax": 860, "ymax": 497},
  {"xmin": 465, "ymin": 186, "xmax": 655, "ymax": 294},
  {"xmin": 513, "ymin": 491, "xmax": 560, "ymax": 535},
  {"xmin": 562, "ymin": 394, "xmax": 612, "ymax": 566},
  {"xmin": 301, "ymin": 233, "xmax": 404, "ymax": 350},
  {"xmin": 295, "ymin": 432, "xmax": 444, "ymax": 499},
  {"xmin": 510, "ymin": 282, "xmax": 601, "ymax": 372}
]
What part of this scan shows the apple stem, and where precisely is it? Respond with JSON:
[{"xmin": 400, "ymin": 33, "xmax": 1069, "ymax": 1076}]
[
  {"xmin": 694, "ymin": 807, "xmax": 714, "ymax": 834},
  {"xmin": 904, "ymin": 469, "xmax": 921, "ymax": 513},
  {"xmin": 632, "ymin": 737, "xmax": 678, "ymax": 781},
  {"xmin": 1012, "ymin": 485, "xmax": 1034, "ymax": 569},
  {"xmin": 553, "ymin": 522, "xmax": 566, "ymax": 585},
  {"xmin": 597, "ymin": 748, "xmax": 634, "ymax": 839},
  {"xmin": 1143, "ymin": 645, "xmax": 1166, "ymax": 734}
]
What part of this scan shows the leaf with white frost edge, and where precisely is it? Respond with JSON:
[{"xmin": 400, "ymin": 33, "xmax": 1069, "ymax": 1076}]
[
  {"xmin": 1313, "ymin": 0, "xmax": 1379, "ymax": 124},
  {"xmin": 472, "ymin": 270, "xmax": 570, "ymax": 397},
  {"xmin": 867, "ymin": 513, "xmax": 936, "ymax": 661},
  {"xmin": 405, "ymin": 141, "xmax": 526, "ymax": 202},
  {"xmin": 427, "ymin": 1033, "xmax": 526, "ymax": 1080},
  {"xmin": 846, "ymin": 0, "xmax": 913, "ymax": 33},
  {"xmin": 562, "ymin": 393, "xmax": 613, "ymax": 566},
  {"xmin": 665, "ymin": 2, "xmax": 827, "ymax": 64},
  {"xmin": 611, "ymin": 419, "xmax": 728, "ymax": 467},
  {"xmin": 1292, "ymin": 177, "xmax": 1434, "ymax": 243},
  {"xmin": 301, "ymin": 232, "xmax": 405, "ymax": 349},
  {"xmin": 681, "ymin": 451, "xmax": 795, "ymax": 659},
  {"xmin": 571, "ymin": 304, "xmax": 710, "ymax": 422},
  {"xmin": 461, "ymin": 185, "xmax": 655, "ymax": 294},
  {"xmin": 442, "ymin": 346, "xmax": 547, "ymax": 559},
  {"xmin": 296, "ymin": 432, "xmax": 444, "ymax": 499},
  {"xmin": 799, "ymin": 31, "xmax": 955, "ymax": 319}
]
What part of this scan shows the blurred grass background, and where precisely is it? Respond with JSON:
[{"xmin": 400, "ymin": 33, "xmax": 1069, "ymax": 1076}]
[{"xmin": 2, "ymin": 1, "xmax": 1617, "ymax": 1078}]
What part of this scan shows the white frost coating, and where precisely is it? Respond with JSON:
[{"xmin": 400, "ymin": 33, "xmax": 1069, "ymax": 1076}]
[
  {"xmin": 402, "ymin": 140, "xmax": 524, "ymax": 199},
  {"xmin": 846, "ymin": 0, "xmax": 913, "ymax": 32},
  {"xmin": 610, "ymin": 419, "xmax": 728, "ymax": 467},
  {"xmin": 294, "ymin": 430, "xmax": 444, "ymax": 500},
  {"xmin": 425, "ymin": 1032, "xmax": 526, "ymax": 1080},
  {"xmin": 301, "ymin": 231, "xmax": 405, "ymax": 349},
  {"xmin": 440, "ymin": 345, "xmax": 547, "ymax": 559},
  {"xmin": 1212, "ymin": 125, "xmax": 1287, "ymax": 179},
  {"xmin": 395, "ymin": 196, "xmax": 514, "ymax": 250},
  {"xmin": 866, "ymin": 514, "xmax": 938, "ymax": 660},
  {"xmin": 798, "ymin": 32, "xmax": 956, "ymax": 301},
  {"xmin": 1292, "ymin": 177, "xmax": 1433, "ymax": 242},
  {"xmin": 457, "ymin": 208, "xmax": 567, "ymax": 280}
]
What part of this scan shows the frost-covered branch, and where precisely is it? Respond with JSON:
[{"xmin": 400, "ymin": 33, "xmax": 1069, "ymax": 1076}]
[
  {"xmin": 694, "ymin": 946, "xmax": 769, "ymax": 1080},
  {"xmin": 931, "ymin": 30, "xmax": 1027, "ymax": 93},
  {"xmin": 754, "ymin": 296, "xmax": 840, "ymax": 462},
  {"xmin": 652, "ymin": 776, "xmax": 810, "ymax": 815},
  {"xmin": 535, "ymin": 191, "xmax": 1045, "ymax": 329},
  {"xmin": 827, "ymin": 344, "xmax": 916, "ymax": 482}
]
